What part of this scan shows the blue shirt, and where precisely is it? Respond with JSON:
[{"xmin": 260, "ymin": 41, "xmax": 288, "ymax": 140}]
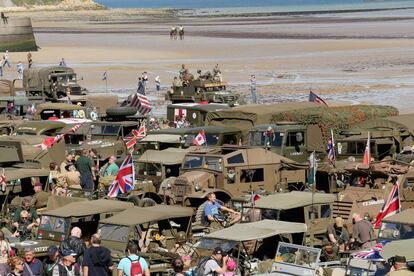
[
  {"xmin": 203, "ymin": 201, "xmax": 222, "ymax": 225},
  {"xmin": 117, "ymin": 254, "xmax": 148, "ymax": 276}
]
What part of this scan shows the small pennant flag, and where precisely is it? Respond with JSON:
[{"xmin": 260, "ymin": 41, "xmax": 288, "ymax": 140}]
[{"xmin": 193, "ymin": 129, "xmax": 206, "ymax": 146}]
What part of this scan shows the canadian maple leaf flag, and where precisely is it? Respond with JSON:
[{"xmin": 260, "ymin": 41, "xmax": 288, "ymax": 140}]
[{"xmin": 193, "ymin": 130, "xmax": 206, "ymax": 146}]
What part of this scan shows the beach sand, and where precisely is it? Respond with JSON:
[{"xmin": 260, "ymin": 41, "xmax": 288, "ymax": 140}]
[{"xmin": 3, "ymin": 8, "xmax": 414, "ymax": 114}]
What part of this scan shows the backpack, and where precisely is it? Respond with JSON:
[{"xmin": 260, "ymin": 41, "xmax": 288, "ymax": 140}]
[
  {"xmin": 128, "ymin": 256, "xmax": 142, "ymax": 276},
  {"xmin": 193, "ymin": 256, "xmax": 213, "ymax": 276}
]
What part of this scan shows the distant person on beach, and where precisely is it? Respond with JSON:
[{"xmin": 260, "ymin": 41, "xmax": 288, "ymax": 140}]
[
  {"xmin": 59, "ymin": 58, "xmax": 67, "ymax": 67},
  {"xmin": 179, "ymin": 25, "xmax": 184, "ymax": 40},
  {"xmin": 137, "ymin": 77, "xmax": 145, "ymax": 94},
  {"xmin": 1, "ymin": 12, "xmax": 8, "ymax": 24},
  {"xmin": 2, "ymin": 50, "xmax": 11, "ymax": 69},
  {"xmin": 16, "ymin": 61, "xmax": 24, "ymax": 80},
  {"xmin": 170, "ymin": 26, "xmax": 177, "ymax": 39},
  {"xmin": 27, "ymin": 52, "xmax": 33, "ymax": 68},
  {"xmin": 155, "ymin": 76, "xmax": 161, "ymax": 91},
  {"xmin": 250, "ymin": 74, "xmax": 257, "ymax": 104}
]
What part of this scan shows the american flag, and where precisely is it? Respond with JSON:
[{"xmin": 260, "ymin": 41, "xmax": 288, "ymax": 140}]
[
  {"xmin": 309, "ymin": 91, "xmax": 328, "ymax": 106},
  {"xmin": 352, "ymin": 241, "xmax": 389, "ymax": 261},
  {"xmin": 374, "ymin": 181, "xmax": 401, "ymax": 229},
  {"xmin": 126, "ymin": 91, "xmax": 152, "ymax": 116},
  {"xmin": 40, "ymin": 123, "xmax": 82, "ymax": 150},
  {"xmin": 123, "ymin": 125, "xmax": 146, "ymax": 153},
  {"xmin": 108, "ymin": 153, "xmax": 135, "ymax": 197}
]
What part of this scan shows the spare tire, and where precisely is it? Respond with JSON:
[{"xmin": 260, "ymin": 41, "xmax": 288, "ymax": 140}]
[
  {"xmin": 106, "ymin": 106, "xmax": 138, "ymax": 117},
  {"xmin": 139, "ymin": 197, "xmax": 157, "ymax": 207}
]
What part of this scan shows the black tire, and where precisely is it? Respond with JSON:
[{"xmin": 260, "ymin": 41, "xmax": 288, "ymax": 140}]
[
  {"xmin": 106, "ymin": 106, "xmax": 138, "ymax": 117},
  {"xmin": 195, "ymin": 201, "xmax": 207, "ymax": 225},
  {"xmin": 139, "ymin": 197, "xmax": 156, "ymax": 207},
  {"xmin": 127, "ymin": 195, "xmax": 141, "ymax": 206}
]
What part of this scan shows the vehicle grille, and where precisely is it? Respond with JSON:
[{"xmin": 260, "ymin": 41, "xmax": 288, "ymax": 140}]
[
  {"xmin": 333, "ymin": 201, "xmax": 353, "ymax": 221},
  {"xmin": 221, "ymin": 94, "xmax": 238, "ymax": 103},
  {"xmin": 173, "ymin": 180, "xmax": 191, "ymax": 203},
  {"xmin": 70, "ymin": 86, "xmax": 82, "ymax": 95}
]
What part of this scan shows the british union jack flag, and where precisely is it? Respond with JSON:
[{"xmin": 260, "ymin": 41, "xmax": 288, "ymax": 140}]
[{"xmin": 107, "ymin": 154, "xmax": 135, "ymax": 197}]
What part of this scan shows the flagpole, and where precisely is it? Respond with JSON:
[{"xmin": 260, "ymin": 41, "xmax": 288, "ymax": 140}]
[{"xmin": 204, "ymin": 129, "xmax": 207, "ymax": 148}]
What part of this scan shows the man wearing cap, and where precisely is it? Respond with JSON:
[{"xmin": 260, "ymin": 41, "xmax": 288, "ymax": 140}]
[
  {"xmin": 204, "ymin": 247, "xmax": 229, "ymax": 276},
  {"xmin": 62, "ymin": 164, "xmax": 81, "ymax": 189},
  {"xmin": 23, "ymin": 248, "xmax": 43, "ymax": 276},
  {"xmin": 43, "ymin": 245, "xmax": 60, "ymax": 276},
  {"xmin": 387, "ymin": 255, "xmax": 414, "ymax": 275},
  {"xmin": 203, "ymin": 192, "xmax": 240, "ymax": 227},
  {"xmin": 31, "ymin": 182, "xmax": 49, "ymax": 209},
  {"xmin": 327, "ymin": 217, "xmax": 349, "ymax": 253},
  {"xmin": 58, "ymin": 249, "xmax": 80, "ymax": 276}
]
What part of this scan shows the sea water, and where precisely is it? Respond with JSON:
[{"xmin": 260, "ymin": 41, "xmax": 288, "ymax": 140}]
[{"xmin": 95, "ymin": 0, "xmax": 414, "ymax": 11}]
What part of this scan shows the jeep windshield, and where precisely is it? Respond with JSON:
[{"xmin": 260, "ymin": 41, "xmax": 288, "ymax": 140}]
[
  {"xmin": 378, "ymin": 222, "xmax": 414, "ymax": 241},
  {"xmin": 137, "ymin": 162, "xmax": 162, "ymax": 176},
  {"xmin": 99, "ymin": 224, "xmax": 130, "ymax": 242},
  {"xmin": 38, "ymin": 216, "xmax": 70, "ymax": 241},
  {"xmin": 249, "ymin": 131, "xmax": 283, "ymax": 147},
  {"xmin": 91, "ymin": 125, "xmax": 120, "ymax": 136},
  {"xmin": 183, "ymin": 134, "xmax": 219, "ymax": 147},
  {"xmin": 183, "ymin": 155, "xmax": 223, "ymax": 171}
]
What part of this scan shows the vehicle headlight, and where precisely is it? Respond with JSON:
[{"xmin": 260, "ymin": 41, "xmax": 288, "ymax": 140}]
[{"xmin": 195, "ymin": 183, "xmax": 201, "ymax": 192}]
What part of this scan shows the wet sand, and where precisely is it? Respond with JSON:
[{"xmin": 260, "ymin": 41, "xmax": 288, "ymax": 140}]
[{"xmin": 3, "ymin": 8, "xmax": 414, "ymax": 114}]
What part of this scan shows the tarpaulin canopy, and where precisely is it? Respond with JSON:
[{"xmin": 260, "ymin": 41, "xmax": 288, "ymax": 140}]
[
  {"xmin": 42, "ymin": 199, "xmax": 133, "ymax": 218},
  {"xmin": 140, "ymin": 134, "xmax": 182, "ymax": 144},
  {"xmin": 205, "ymin": 220, "xmax": 307, "ymax": 242},
  {"xmin": 138, "ymin": 148, "xmax": 189, "ymax": 165},
  {"xmin": 255, "ymin": 191, "xmax": 335, "ymax": 210},
  {"xmin": 382, "ymin": 209, "xmax": 414, "ymax": 225},
  {"xmin": 382, "ymin": 238, "xmax": 414, "ymax": 261},
  {"xmin": 100, "ymin": 205, "xmax": 193, "ymax": 226}
]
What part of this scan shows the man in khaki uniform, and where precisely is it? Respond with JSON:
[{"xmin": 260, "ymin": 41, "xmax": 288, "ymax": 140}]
[
  {"xmin": 31, "ymin": 182, "xmax": 49, "ymax": 209},
  {"xmin": 63, "ymin": 164, "xmax": 81, "ymax": 189},
  {"xmin": 387, "ymin": 256, "xmax": 414, "ymax": 275}
]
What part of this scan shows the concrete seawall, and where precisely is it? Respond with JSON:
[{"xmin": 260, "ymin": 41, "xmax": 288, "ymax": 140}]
[{"xmin": 0, "ymin": 17, "xmax": 37, "ymax": 52}]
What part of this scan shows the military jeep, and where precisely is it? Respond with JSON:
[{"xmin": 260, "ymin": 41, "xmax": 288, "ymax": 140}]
[
  {"xmin": 162, "ymin": 146, "xmax": 307, "ymax": 208},
  {"xmin": 11, "ymin": 199, "xmax": 133, "ymax": 257},
  {"xmin": 23, "ymin": 66, "xmax": 87, "ymax": 100},
  {"xmin": 253, "ymin": 191, "xmax": 335, "ymax": 247},
  {"xmin": 98, "ymin": 205, "xmax": 193, "ymax": 273},
  {"xmin": 62, "ymin": 120, "xmax": 143, "ymax": 161},
  {"xmin": 166, "ymin": 78, "xmax": 240, "ymax": 106},
  {"xmin": 137, "ymin": 126, "xmax": 241, "ymax": 154}
]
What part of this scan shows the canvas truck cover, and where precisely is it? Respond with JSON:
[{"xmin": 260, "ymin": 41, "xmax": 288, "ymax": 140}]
[
  {"xmin": 382, "ymin": 238, "xmax": 414, "ymax": 260},
  {"xmin": 138, "ymin": 148, "xmax": 189, "ymax": 165},
  {"xmin": 100, "ymin": 205, "xmax": 193, "ymax": 226},
  {"xmin": 0, "ymin": 80, "xmax": 15, "ymax": 96},
  {"xmin": 42, "ymin": 199, "xmax": 133, "ymax": 218},
  {"xmin": 255, "ymin": 191, "xmax": 335, "ymax": 210},
  {"xmin": 205, "ymin": 220, "xmax": 307, "ymax": 242},
  {"xmin": 23, "ymin": 66, "xmax": 75, "ymax": 88},
  {"xmin": 206, "ymin": 103, "xmax": 398, "ymax": 140},
  {"xmin": 382, "ymin": 208, "xmax": 414, "ymax": 225},
  {"xmin": 206, "ymin": 102, "xmax": 318, "ymax": 135},
  {"xmin": 352, "ymin": 113, "xmax": 414, "ymax": 134}
]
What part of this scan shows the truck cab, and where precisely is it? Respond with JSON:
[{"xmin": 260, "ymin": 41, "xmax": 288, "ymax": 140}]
[
  {"xmin": 23, "ymin": 66, "xmax": 87, "ymax": 100},
  {"xmin": 248, "ymin": 123, "xmax": 325, "ymax": 163},
  {"xmin": 164, "ymin": 146, "xmax": 306, "ymax": 207}
]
